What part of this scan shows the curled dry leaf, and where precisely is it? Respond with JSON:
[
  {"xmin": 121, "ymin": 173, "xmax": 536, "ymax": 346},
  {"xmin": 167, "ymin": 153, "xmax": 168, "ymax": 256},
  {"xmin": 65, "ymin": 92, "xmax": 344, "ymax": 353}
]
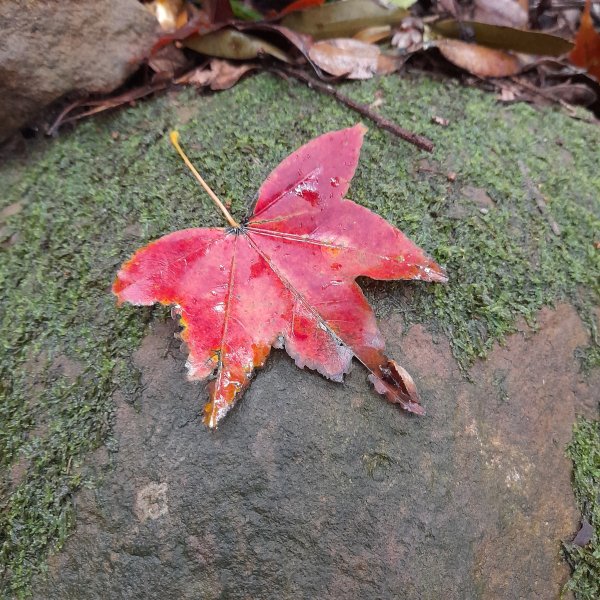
[
  {"xmin": 113, "ymin": 126, "xmax": 447, "ymax": 428},
  {"xmin": 309, "ymin": 38, "xmax": 402, "ymax": 79},
  {"xmin": 435, "ymin": 39, "xmax": 522, "ymax": 78},
  {"xmin": 176, "ymin": 59, "xmax": 256, "ymax": 90},
  {"xmin": 391, "ymin": 17, "xmax": 423, "ymax": 53}
]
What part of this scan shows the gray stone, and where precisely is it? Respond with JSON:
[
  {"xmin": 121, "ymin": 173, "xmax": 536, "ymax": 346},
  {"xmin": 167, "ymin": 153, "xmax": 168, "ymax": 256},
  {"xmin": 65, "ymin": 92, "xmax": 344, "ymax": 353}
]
[
  {"xmin": 0, "ymin": 0, "xmax": 157, "ymax": 140},
  {"xmin": 34, "ymin": 304, "xmax": 598, "ymax": 599}
]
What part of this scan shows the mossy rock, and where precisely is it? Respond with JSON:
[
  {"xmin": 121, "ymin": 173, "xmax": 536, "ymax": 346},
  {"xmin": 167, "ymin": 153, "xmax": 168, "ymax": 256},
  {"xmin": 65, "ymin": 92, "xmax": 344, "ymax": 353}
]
[{"xmin": 0, "ymin": 73, "xmax": 598, "ymax": 598}]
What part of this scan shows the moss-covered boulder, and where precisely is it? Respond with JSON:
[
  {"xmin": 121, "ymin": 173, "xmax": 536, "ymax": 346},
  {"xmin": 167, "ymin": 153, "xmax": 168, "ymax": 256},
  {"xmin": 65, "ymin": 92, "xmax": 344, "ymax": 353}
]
[{"xmin": 1, "ymin": 73, "xmax": 598, "ymax": 599}]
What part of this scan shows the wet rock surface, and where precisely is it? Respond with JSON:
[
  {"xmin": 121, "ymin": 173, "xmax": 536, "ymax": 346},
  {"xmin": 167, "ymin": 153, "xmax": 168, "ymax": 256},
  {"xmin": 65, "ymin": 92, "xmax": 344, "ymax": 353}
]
[
  {"xmin": 0, "ymin": 0, "xmax": 156, "ymax": 140},
  {"xmin": 32, "ymin": 303, "xmax": 598, "ymax": 599}
]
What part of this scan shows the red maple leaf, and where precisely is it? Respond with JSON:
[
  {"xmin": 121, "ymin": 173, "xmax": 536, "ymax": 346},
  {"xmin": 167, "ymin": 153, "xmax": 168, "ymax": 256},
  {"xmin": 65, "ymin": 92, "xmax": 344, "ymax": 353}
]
[{"xmin": 113, "ymin": 125, "xmax": 447, "ymax": 428}]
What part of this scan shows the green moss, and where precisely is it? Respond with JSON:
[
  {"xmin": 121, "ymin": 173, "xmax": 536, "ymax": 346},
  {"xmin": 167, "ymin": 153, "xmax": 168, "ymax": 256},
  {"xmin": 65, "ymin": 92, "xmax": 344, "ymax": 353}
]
[
  {"xmin": 564, "ymin": 418, "xmax": 600, "ymax": 599},
  {"xmin": 340, "ymin": 77, "xmax": 600, "ymax": 368},
  {"xmin": 0, "ymin": 73, "xmax": 598, "ymax": 596}
]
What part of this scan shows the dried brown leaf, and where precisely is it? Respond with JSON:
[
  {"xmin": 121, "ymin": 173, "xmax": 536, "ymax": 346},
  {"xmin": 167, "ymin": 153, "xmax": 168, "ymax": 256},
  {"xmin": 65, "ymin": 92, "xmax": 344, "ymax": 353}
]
[
  {"xmin": 436, "ymin": 39, "xmax": 522, "ymax": 78},
  {"xmin": 308, "ymin": 38, "xmax": 402, "ymax": 79},
  {"xmin": 176, "ymin": 59, "xmax": 256, "ymax": 90},
  {"xmin": 391, "ymin": 17, "xmax": 423, "ymax": 53}
]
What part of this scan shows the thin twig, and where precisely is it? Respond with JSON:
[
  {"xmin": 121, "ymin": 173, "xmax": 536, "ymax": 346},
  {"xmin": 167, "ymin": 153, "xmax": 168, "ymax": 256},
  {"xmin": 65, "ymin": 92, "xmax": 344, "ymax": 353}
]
[
  {"xmin": 518, "ymin": 160, "xmax": 561, "ymax": 236},
  {"xmin": 271, "ymin": 67, "xmax": 435, "ymax": 153},
  {"xmin": 170, "ymin": 131, "xmax": 240, "ymax": 228},
  {"xmin": 47, "ymin": 82, "xmax": 168, "ymax": 136},
  {"xmin": 509, "ymin": 76, "xmax": 579, "ymax": 115},
  {"xmin": 47, "ymin": 99, "xmax": 86, "ymax": 136}
]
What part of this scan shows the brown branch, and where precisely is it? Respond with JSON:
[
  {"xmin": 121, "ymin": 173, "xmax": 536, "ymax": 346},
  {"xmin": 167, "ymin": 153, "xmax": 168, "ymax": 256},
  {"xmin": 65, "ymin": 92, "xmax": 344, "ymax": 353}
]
[{"xmin": 271, "ymin": 67, "xmax": 435, "ymax": 153}]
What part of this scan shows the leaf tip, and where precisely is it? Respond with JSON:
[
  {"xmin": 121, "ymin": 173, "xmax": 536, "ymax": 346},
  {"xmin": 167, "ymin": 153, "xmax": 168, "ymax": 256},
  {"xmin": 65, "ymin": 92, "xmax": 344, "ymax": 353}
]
[
  {"xmin": 355, "ymin": 122, "xmax": 368, "ymax": 135},
  {"xmin": 407, "ymin": 401, "xmax": 426, "ymax": 416},
  {"xmin": 413, "ymin": 255, "xmax": 448, "ymax": 284},
  {"xmin": 368, "ymin": 359, "xmax": 425, "ymax": 415},
  {"xmin": 429, "ymin": 263, "xmax": 449, "ymax": 284},
  {"xmin": 203, "ymin": 402, "xmax": 218, "ymax": 429},
  {"xmin": 203, "ymin": 398, "xmax": 232, "ymax": 429}
]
